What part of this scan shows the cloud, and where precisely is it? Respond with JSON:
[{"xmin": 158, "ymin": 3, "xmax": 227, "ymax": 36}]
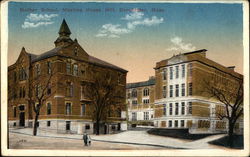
[
  {"xmin": 96, "ymin": 9, "xmax": 164, "ymax": 38},
  {"xmin": 96, "ymin": 24, "xmax": 131, "ymax": 38},
  {"xmin": 166, "ymin": 36, "xmax": 196, "ymax": 52},
  {"xmin": 127, "ymin": 16, "xmax": 164, "ymax": 30},
  {"xmin": 22, "ymin": 13, "xmax": 58, "ymax": 29},
  {"xmin": 121, "ymin": 11, "xmax": 144, "ymax": 21}
]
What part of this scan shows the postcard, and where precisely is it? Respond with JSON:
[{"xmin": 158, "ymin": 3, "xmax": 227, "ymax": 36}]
[{"xmin": 1, "ymin": 0, "xmax": 249, "ymax": 156}]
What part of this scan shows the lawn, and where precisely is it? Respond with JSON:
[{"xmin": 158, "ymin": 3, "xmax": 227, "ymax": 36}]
[
  {"xmin": 208, "ymin": 135, "xmax": 243, "ymax": 149},
  {"xmin": 147, "ymin": 128, "xmax": 220, "ymax": 140}
]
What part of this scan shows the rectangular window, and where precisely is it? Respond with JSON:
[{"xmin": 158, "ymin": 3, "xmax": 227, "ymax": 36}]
[
  {"xmin": 132, "ymin": 112, "xmax": 137, "ymax": 121},
  {"xmin": 13, "ymin": 107, "xmax": 16, "ymax": 117},
  {"xmin": 22, "ymin": 87, "xmax": 25, "ymax": 98},
  {"xmin": 35, "ymin": 64, "xmax": 41, "ymax": 76},
  {"xmin": 66, "ymin": 82, "xmax": 73, "ymax": 97},
  {"xmin": 47, "ymin": 103, "xmax": 51, "ymax": 115},
  {"xmin": 163, "ymin": 70, "xmax": 167, "ymax": 80},
  {"xmin": 66, "ymin": 103, "xmax": 71, "ymax": 115},
  {"xmin": 169, "ymin": 85, "xmax": 173, "ymax": 97},
  {"xmin": 47, "ymin": 84, "xmax": 51, "ymax": 95},
  {"xmin": 35, "ymin": 84, "xmax": 41, "ymax": 97},
  {"xmin": 181, "ymin": 102, "xmax": 185, "ymax": 115},
  {"xmin": 175, "ymin": 66, "xmax": 179, "ymax": 78},
  {"xmin": 163, "ymin": 104, "xmax": 166, "ymax": 116},
  {"xmin": 181, "ymin": 120, "xmax": 185, "ymax": 127},
  {"xmin": 132, "ymin": 100, "xmax": 138, "ymax": 105},
  {"xmin": 188, "ymin": 102, "xmax": 192, "ymax": 114},
  {"xmin": 188, "ymin": 83, "xmax": 193, "ymax": 96},
  {"xmin": 66, "ymin": 63, "xmax": 71, "ymax": 74},
  {"xmin": 175, "ymin": 103, "xmax": 179, "ymax": 115},
  {"xmin": 163, "ymin": 86, "xmax": 167, "ymax": 98},
  {"xmin": 85, "ymin": 124, "xmax": 90, "ymax": 130},
  {"xmin": 181, "ymin": 83, "xmax": 185, "ymax": 96},
  {"xmin": 73, "ymin": 64, "xmax": 78, "ymax": 76},
  {"xmin": 170, "ymin": 67, "xmax": 173, "ymax": 80},
  {"xmin": 168, "ymin": 120, "xmax": 172, "ymax": 127},
  {"xmin": 66, "ymin": 121, "xmax": 70, "ymax": 130},
  {"xmin": 132, "ymin": 89, "xmax": 137, "ymax": 97},
  {"xmin": 144, "ymin": 112, "xmax": 149, "ymax": 120},
  {"xmin": 169, "ymin": 103, "xmax": 173, "ymax": 115},
  {"xmin": 174, "ymin": 120, "xmax": 178, "ymax": 127},
  {"xmin": 143, "ymin": 99, "xmax": 149, "ymax": 104},
  {"xmin": 47, "ymin": 61, "xmax": 52, "ymax": 74},
  {"xmin": 189, "ymin": 63, "xmax": 192, "ymax": 76},
  {"xmin": 81, "ymin": 104, "xmax": 86, "ymax": 116},
  {"xmin": 181, "ymin": 64, "xmax": 185, "ymax": 78},
  {"xmin": 175, "ymin": 84, "xmax": 179, "ymax": 97},
  {"xmin": 47, "ymin": 121, "xmax": 51, "ymax": 127}
]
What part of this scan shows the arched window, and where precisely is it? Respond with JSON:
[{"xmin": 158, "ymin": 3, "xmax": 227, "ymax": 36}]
[
  {"xmin": 131, "ymin": 89, "xmax": 137, "ymax": 98},
  {"xmin": 143, "ymin": 88, "xmax": 149, "ymax": 96}
]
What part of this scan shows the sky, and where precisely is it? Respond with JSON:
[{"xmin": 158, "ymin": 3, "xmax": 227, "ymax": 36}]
[{"xmin": 8, "ymin": 2, "xmax": 243, "ymax": 83}]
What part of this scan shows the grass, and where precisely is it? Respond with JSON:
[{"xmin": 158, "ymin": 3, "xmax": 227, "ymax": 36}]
[
  {"xmin": 208, "ymin": 135, "xmax": 243, "ymax": 149},
  {"xmin": 147, "ymin": 128, "xmax": 220, "ymax": 140}
]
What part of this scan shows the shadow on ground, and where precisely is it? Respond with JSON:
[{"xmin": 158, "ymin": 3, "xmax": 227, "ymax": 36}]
[{"xmin": 208, "ymin": 135, "xmax": 243, "ymax": 149}]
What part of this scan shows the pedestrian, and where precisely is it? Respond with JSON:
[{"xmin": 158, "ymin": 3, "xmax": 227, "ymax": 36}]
[
  {"xmin": 87, "ymin": 134, "xmax": 91, "ymax": 146},
  {"xmin": 83, "ymin": 133, "xmax": 88, "ymax": 146}
]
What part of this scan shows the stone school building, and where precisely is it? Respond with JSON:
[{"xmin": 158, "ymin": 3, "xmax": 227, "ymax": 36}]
[{"xmin": 8, "ymin": 19, "xmax": 128, "ymax": 134}]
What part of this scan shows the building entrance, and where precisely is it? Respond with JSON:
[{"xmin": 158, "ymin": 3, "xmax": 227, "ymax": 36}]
[{"xmin": 19, "ymin": 112, "xmax": 25, "ymax": 127}]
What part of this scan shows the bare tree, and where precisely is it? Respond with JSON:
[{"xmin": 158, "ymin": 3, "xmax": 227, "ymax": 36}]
[
  {"xmin": 203, "ymin": 75, "xmax": 243, "ymax": 146},
  {"xmin": 28, "ymin": 61, "xmax": 56, "ymax": 136},
  {"xmin": 84, "ymin": 70, "xmax": 121, "ymax": 135}
]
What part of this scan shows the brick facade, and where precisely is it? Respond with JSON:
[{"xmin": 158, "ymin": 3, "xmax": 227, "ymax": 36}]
[
  {"xmin": 126, "ymin": 77, "xmax": 155, "ymax": 127},
  {"xmin": 8, "ymin": 19, "xmax": 128, "ymax": 134},
  {"xmin": 127, "ymin": 49, "xmax": 243, "ymax": 134}
]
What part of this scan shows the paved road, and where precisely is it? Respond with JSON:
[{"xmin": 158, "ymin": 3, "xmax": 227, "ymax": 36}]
[
  {"xmin": 9, "ymin": 128, "xmax": 227, "ymax": 149},
  {"xmin": 9, "ymin": 132, "xmax": 164, "ymax": 150}
]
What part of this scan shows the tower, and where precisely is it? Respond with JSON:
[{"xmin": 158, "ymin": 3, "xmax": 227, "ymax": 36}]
[{"xmin": 54, "ymin": 19, "xmax": 73, "ymax": 47}]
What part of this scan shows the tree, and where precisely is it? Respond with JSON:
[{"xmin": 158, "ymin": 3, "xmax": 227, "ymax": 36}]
[
  {"xmin": 203, "ymin": 74, "xmax": 243, "ymax": 147},
  {"xmin": 84, "ymin": 70, "xmax": 121, "ymax": 135},
  {"xmin": 28, "ymin": 61, "xmax": 56, "ymax": 136}
]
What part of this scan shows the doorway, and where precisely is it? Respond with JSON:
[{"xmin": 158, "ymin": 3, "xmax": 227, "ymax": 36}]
[{"xmin": 19, "ymin": 112, "xmax": 25, "ymax": 127}]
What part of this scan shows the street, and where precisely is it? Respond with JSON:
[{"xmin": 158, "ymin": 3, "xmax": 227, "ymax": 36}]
[{"xmin": 8, "ymin": 128, "xmax": 227, "ymax": 150}]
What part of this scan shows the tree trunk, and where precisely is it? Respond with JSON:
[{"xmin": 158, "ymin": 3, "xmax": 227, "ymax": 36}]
[
  {"xmin": 33, "ymin": 112, "xmax": 39, "ymax": 136},
  {"xmin": 96, "ymin": 120, "xmax": 100, "ymax": 135},
  {"xmin": 228, "ymin": 121, "xmax": 235, "ymax": 147}
]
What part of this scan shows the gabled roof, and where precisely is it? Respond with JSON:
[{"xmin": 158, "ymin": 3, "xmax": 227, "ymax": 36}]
[
  {"xmin": 26, "ymin": 44, "xmax": 127, "ymax": 73},
  {"xmin": 30, "ymin": 47, "xmax": 62, "ymax": 62},
  {"xmin": 88, "ymin": 55, "xmax": 127, "ymax": 73},
  {"xmin": 126, "ymin": 77, "xmax": 155, "ymax": 89}
]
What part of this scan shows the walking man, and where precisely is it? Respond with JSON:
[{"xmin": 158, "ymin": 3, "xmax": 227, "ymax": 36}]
[{"xmin": 83, "ymin": 133, "xmax": 88, "ymax": 146}]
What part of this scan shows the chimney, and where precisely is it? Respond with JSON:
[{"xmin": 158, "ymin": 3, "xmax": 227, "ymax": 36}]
[{"xmin": 227, "ymin": 66, "xmax": 235, "ymax": 71}]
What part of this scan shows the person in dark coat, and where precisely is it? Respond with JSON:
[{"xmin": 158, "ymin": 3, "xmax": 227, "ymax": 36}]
[{"xmin": 83, "ymin": 133, "xmax": 88, "ymax": 146}]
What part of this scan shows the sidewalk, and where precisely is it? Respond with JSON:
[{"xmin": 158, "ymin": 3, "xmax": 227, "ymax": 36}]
[{"xmin": 9, "ymin": 127, "xmax": 227, "ymax": 149}]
